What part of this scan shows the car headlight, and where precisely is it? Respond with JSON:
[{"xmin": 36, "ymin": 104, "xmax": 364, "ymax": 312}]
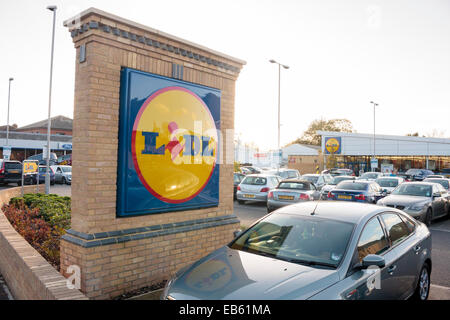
[
  {"xmin": 409, "ymin": 203, "xmax": 426, "ymax": 211},
  {"xmin": 161, "ymin": 264, "xmax": 191, "ymax": 299}
]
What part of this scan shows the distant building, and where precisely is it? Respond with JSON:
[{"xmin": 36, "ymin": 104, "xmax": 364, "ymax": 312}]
[
  {"xmin": 283, "ymin": 144, "xmax": 323, "ymax": 174},
  {"xmin": 16, "ymin": 115, "xmax": 73, "ymax": 136}
]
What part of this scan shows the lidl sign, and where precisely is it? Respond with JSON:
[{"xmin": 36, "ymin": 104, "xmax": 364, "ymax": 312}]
[
  {"xmin": 117, "ymin": 68, "xmax": 221, "ymax": 217},
  {"xmin": 324, "ymin": 137, "xmax": 341, "ymax": 154}
]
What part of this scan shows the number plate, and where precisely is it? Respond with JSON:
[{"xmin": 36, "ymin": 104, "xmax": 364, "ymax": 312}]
[
  {"xmin": 10, "ymin": 170, "xmax": 19, "ymax": 174},
  {"xmin": 338, "ymin": 195, "xmax": 352, "ymax": 200},
  {"xmin": 278, "ymin": 195, "xmax": 294, "ymax": 200},
  {"xmin": 244, "ymin": 194, "xmax": 255, "ymax": 198}
]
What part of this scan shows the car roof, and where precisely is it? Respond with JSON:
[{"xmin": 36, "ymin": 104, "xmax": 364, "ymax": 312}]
[
  {"xmin": 244, "ymin": 174, "xmax": 278, "ymax": 178},
  {"xmin": 376, "ymin": 176, "xmax": 403, "ymax": 179},
  {"xmin": 277, "ymin": 201, "xmax": 392, "ymax": 224},
  {"xmin": 302, "ymin": 173, "xmax": 319, "ymax": 176},
  {"xmin": 403, "ymin": 181, "xmax": 437, "ymax": 186},
  {"xmin": 279, "ymin": 179, "xmax": 311, "ymax": 184}
]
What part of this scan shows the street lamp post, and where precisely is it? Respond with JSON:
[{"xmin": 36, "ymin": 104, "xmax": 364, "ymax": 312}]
[
  {"xmin": 45, "ymin": 5, "xmax": 57, "ymax": 194},
  {"xmin": 6, "ymin": 77, "xmax": 14, "ymax": 147},
  {"xmin": 269, "ymin": 59, "xmax": 289, "ymax": 168},
  {"xmin": 370, "ymin": 101, "xmax": 379, "ymax": 172}
]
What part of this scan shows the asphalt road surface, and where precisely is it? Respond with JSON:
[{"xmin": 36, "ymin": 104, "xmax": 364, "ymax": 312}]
[{"xmin": 234, "ymin": 200, "xmax": 450, "ymax": 294}]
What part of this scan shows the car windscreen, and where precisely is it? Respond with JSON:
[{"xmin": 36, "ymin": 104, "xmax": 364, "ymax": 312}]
[
  {"xmin": 61, "ymin": 167, "xmax": 72, "ymax": 173},
  {"xmin": 425, "ymin": 179, "xmax": 449, "ymax": 189},
  {"xmin": 242, "ymin": 176, "xmax": 267, "ymax": 185},
  {"xmin": 5, "ymin": 162, "xmax": 21, "ymax": 170},
  {"xmin": 391, "ymin": 184, "xmax": 432, "ymax": 197},
  {"xmin": 278, "ymin": 182, "xmax": 310, "ymax": 190},
  {"xmin": 302, "ymin": 175, "xmax": 319, "ymax": 183},
  {"xmin": 230, "ymin": 213, "xmax": 355, "ymax": 268},
  {"xmin": 336, "ymin": 182, "xmax": 368, "ymax": 191},
  {"xmin": 375, "ymin": 178, "xmax": 399, "ymax": 188},
  {"xmin": 331, "ymin": 176, "xmax": 353, "ymax": 185},
  {"xmin": 360, "ymin": 173, "xmax": 379, "ymax": 180}
]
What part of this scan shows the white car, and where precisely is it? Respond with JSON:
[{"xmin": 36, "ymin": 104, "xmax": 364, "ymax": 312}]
[{"xmin": 50, "ymin": 165, "xmax": 72, "ymax": 185}]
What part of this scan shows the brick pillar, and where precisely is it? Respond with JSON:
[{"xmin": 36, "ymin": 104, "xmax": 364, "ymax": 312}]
[{"xmin": 60, "ymin": 8, "xmax": 245, "ymax": 299}]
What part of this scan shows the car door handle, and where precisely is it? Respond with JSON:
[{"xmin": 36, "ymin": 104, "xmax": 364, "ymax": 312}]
[
  {"xmin": 413, "ymin": 245, "xmax": 421, "ymax": 254},
  {"xmin": 388, "ymin": 265, "xmax": 397, "ymax": 275}
]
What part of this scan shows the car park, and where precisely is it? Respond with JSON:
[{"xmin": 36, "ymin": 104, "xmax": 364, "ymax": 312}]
[
  {"xmin": 375, "ymin": 177, "xmax": 405, "ymax": 195},
  {"xmin": 267, "ymin": 180, "xmax": 320, "ymax": 212},
  {"xmin": 162, "ymin": 201, "xmax": 432, "ymax": 300},
  {"xmin": 357, "ymin": 172, "xmax": 384, "ymax": 181},
  {"xmin": 301, "ymin": 173, "xmax": 333, "ymax": 191},
  {"xmin": 328, "ymin": 180, "xmax": 384, "ymax": 204},
  {"xmin": 233, "ymin": 172, "xmax": 245, "ymax": 200},
  {"xmin": 51, "ymin": 165, "xmax": 72, "ymax": 185},
  {"xmin": 405, "ymin": 169, "xmax": 435, "ymax": 181},
  {"xmin": 236, "ymin": 174, "xmax": 281, "ymax": 204},
  {"xmin": 320, "ymin": 175, "xmax": 356, "ymax": 199},
  {"xmin": 240, "ymin": 166, "xmax": 261, "ymax": 175},
  {"xmin": 28, "ymin": 166, "xmax": 56, "ymax": 185},
  {"xmin": 328, "ymin": 168, "xmax": 355, "ymax": 176},
  {"xmin": 266, "ymin": 168, "xmax": 301, "ymax": 180},
  {"xmin": 423, "ymin": 177, "xmax": 450, "ymax": 191},
  {"xmin": 377, "ymin": 182, "xmax": 450, "ymax": 226},
  {"xmin": 0, "ymin": 159, "xmax": 23, "ymax": 186}
]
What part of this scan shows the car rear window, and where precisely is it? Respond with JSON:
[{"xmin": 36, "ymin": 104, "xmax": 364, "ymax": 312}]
[
  {"xmin": 278, "ymin": 182, "xmax": 310, "ymax": 190},
  {"xmin": 302, "ymin": 175, "xmax": 319, "ymax": 183},
  {"xmin": 425, "ymin": 179, "xmax": 449, "ymax": 189},
  {"xmin": 376, "ymin": 178, "xmax": 399, "ymax": 188},
  {"xmin": 337, "ymin": 182, "xmax": 368, "ymax": 191},
  {"xmin": 5, "ymin": 162, "xmax": 21, "ymax": 170},
  {"xmin": 242, "ymin": 176, "xmax": 267, "ymax": 185}
]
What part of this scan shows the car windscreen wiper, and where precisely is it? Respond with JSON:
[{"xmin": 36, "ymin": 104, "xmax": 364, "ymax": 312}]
[{"xmin": 280, "ymin": 257, "xmax": 337, "ymax": 269}]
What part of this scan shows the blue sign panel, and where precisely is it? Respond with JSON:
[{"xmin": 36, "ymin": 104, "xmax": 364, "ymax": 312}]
[
  {"xmin": 117, "ymin": 68, "xmax": 221, "ymax": 217},
  {"xmin": 324, "ymin": 137, "xmax": 342, "ymax": 155}
]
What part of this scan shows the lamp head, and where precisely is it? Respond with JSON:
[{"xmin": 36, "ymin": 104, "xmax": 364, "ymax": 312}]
[
  {"xmin": 9, "ymin": 77, "xmax": 14, "ymax": 81},
  {"xmin": 282, "ymin": 65, "xmax": 289, "ymax": 69},
  {"xmin": 47, "ymin": 5, "xmax": 57, "ymax": 11},
  {"xmin": 269, "ymin": 59, "xmax": 276, "ymax": 64}
]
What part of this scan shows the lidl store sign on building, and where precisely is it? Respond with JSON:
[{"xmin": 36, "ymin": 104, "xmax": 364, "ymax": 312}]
[{"xmin": 117, "ymin": 68, "xmax": 221, "ymax": 217}]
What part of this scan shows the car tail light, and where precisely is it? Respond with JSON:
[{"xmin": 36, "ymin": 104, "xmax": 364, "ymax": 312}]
[
  {"xmin": 268, "ymin": 191, "xmax": 273, "ymax": 199},
  {"xmin": 300, "ymin": 194, "xmax": 310, "ymax": 200},
  {"xmin": 237, "ymin": 186, "xmax": 241, "ymax": 191},
  {"xmin": 260, "ymin": 187, "xmax": 270, "ymax": 193},
  {"xmin": 327, "ymin": 192, "xmax": 334, "ymax": 199},
  {"xmin": 0, "ymin": 162, "xmax": 4, "ymax": 175},
  {"xmin": 355, "ymin": 194, "xmax": 366, "ymax": 201}
]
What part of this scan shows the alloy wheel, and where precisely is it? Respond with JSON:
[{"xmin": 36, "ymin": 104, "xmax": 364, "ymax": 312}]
[{"xmin": 419, "ymin": 267, "xmax": 430, "ymax": 300}]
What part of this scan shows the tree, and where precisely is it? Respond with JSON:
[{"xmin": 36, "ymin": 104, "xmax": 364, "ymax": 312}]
[
  {"xmin": 290, "ymin": 118, "xmax": 354, "ymax": 146},
  {"xmin": 406, "ymin": 132, "xmax": 419, "ymax": 137}
]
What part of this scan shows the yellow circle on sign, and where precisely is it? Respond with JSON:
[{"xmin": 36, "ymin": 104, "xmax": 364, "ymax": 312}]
[
  {"xmin": 325, "ymin": 138, "xmax": 340, "ymax": 154},
  {"xmin": 132, "ymin": 87, "xmax": 218, "ymax": 204}
]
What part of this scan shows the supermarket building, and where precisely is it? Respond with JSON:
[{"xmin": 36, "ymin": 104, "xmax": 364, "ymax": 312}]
[{"xmin": 318, "ymin": 131, "xmax": 450, "ymax": 173}]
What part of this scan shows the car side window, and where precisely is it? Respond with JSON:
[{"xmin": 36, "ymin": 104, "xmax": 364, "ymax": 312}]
[
  {"xmin": 57, "ymin": 168, "xmax": 62, "ymax": 173},
  {"xmin": 318, "ymin": 176, "xmax": 324, "ymax": 184},
  {"xmin": 399, "ymin": 214, "xmax": 416, "ymax": 233},
  {"xmin": 357, "ymin": 217, "xmax": 390, "ymax": 262},
  {"xmin": 381, "ymin": 213, "xmax": 411, "ymax": 246}
]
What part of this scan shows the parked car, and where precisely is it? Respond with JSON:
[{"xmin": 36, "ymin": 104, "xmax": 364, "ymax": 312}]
[
  {"xmin": 233, "ymin": 172, "xmax": 245, "ymax": 200},
  {"xmin": 375, "ymin": 177, "xmax": 405, "ymax": 195},
  {"xmin": 320, "ymin": 175, "xmax": 356, "ymax": 199},
  {"xmin": 236, "ymin": 174, "xmax": 281, "ymax": 204},
  {"xmin": 357, "ymin": 172, "xmax": 384, "ymax": 181},
  {"xmin": 162, "ymin": 201, "xmax": 432, "ymax": 300},
  {"xmin": 405, "ymin": 169, "xmax": 434, "ymax": 181},
  {"xmin": 51, "ymin": 165, "xmax": 72, "ymax": 185},
  {"xmin": 377, "ymin": 182, "xmax": 449, "ymax": 226},
  {"xmin": 328, "ymin": 180, "xmax": 384, "ymax": 204},
  {"xmin": 26, "ymin": 152, "xmax": 58, "ymax": 166},
  {"xmin": 0, "ymin": 159, "xmax": 23, "ymax": 186},
  {"xmin": 267, "ymin": 168, "xmax": 301, "ymax": 180},
  {"xmin": 240, "ymin": 166, "xmax": 261, "ymax": 175},
  {"xmin": 29, "ymin": 166, "xmax": 55, "ymax": 185},
  {"xmin": 423, "ymin": 178, "xmax": 450, "ymax": 191},
  {"xmin": 329, "ymin": 168, "xmax": 355, "ymax": 176},
  {"xmin": 267, "ymin": 180, "xmax": 320, "ymax": 212},
  {"xmin": 426, "ymin": 175, "xmax": 445, "ymax": 179},
  {"xmin": 301, "ymin": 173, "xmax": 333, "ymax": 191}
]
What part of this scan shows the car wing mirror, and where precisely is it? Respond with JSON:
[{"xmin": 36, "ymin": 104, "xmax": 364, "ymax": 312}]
[
  {"xmin": 233, "ymin": 230, "xmax": 242, "ymax": 238},
  {"xmin": 361, "ymin": 254, "xmax": 385, "ymax": 269}
]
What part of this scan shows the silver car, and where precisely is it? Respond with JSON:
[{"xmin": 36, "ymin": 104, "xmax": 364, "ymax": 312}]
[
  {"xmin": 267, "ymin": 180, "xmax": 320, "ymax": 213},
  {"xmin": 51, "ymin": 165, "xmax": 72, "ymax": 185},
  {"xmin": 266, "ymin": 168, "xmax": 301, "ymax": 180},
  {"xmin": 301, "ymin": 173, "xmax": 333, "ymax": 191},
  {"xmin": 377, "ymin": 182, "xmax": 450, "ymax": 226},
  {"xmin": 236, "ymin": 174, "xmax": 281, "ymax": 204},
  {"xmin": 358, "ymin": 172, "xmax": 384, "ymax": 181},
  {"xmin": 162, "ymin": 201, "xmax": 432, "ymax": 300},
  {"xmin": 375, "ymin": 176, "xmax": 405, "ymax": 195}
]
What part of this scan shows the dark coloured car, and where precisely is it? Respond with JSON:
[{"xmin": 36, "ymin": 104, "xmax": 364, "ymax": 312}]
[
  {"xmin": 328, "ymin": 180, "xmax": 384, "ymax": 204},
  {"xmin": 405, "ymin": 169, "xmax": 434, "ymax": 181},
  {"xmin": 329, "ymin": 168, "xmax": 355, "ymax": 176},
  {"xmin": 377, "ymin": 182, "xmax": 450, "ymax": 226},
  {"xmin": 30, "ymin": 166, "xmax": 56, "ymax": 185},
  {"xmin": 0, "ymin": 159, "xmax": 23, "ymax": 186},
  {"xmin": 162, "ymin": 201, "xmax": 432, "ymax": 300},
  {"xmin": 267, "ymin": 180, "xmax": 320, "ymax": 212},
  {"xmin": 301, "ymin": 173, "xmax": 333, "ymax": 191},
  {"xmin": 320, "ymin": 175, "xmax": 356, "ymax": 199},
  {"xmin": 233, "ymin": 172, "xmax": 245, "ymax": 200}
]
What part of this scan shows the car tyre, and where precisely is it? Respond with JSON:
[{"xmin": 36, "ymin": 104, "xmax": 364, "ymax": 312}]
[
  {"xmin": 267, "ymin": 207, "xmax": 273, "ymax": 213},
  {"xmin": 237, "ymin": 200, "xmax": 245, "ymax": 205},
  {"xmin": 425, "ymin": 208, "xmax": 432, "ymax": 227},
  {"xmin": 412, "ymin": 263, "xmax": 430, "ymax": 301},
  {"xmin": 62, "ymin": 177, "xmax": 66, "ymax": 185}
]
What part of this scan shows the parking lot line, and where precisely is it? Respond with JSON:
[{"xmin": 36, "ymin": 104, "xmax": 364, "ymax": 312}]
[{"xmin": 429, "ymin": 228, "xmax": 450, "ymax": 233}]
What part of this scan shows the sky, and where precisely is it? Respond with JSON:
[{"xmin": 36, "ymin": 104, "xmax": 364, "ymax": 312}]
[{"xmin": 1, "ymin": 0, "xmax": 449, "ymax": 151}]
